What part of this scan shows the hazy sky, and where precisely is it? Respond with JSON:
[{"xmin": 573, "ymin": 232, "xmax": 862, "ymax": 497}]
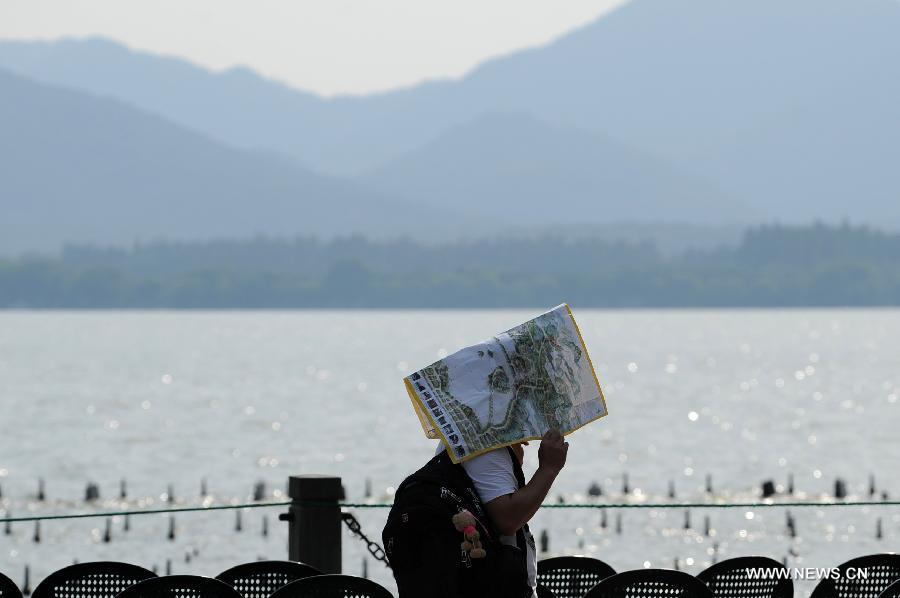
[{"xmin": 0, "ymin": 0, "xmax": 629, "ymax": 96}]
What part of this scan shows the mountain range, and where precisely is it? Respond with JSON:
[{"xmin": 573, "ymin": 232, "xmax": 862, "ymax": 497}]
[
  {"xmin": 361, "ymin": 112, "xmax": 751, "ymax": 224},
  {"xmin": 0, "ymin": 69, "xmax": 461, "ymax": 254},
  {"xmin": 2, "ymin": 0, "xmax": 899, "ymax": 252}
]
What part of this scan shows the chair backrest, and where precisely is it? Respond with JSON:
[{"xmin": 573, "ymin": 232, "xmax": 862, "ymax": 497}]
[
  {"xmin": 584, "ymin": 569, "xmax": 714, "ymax": 598},
  {"xmin": 215, "ymin": 561, "xmax": 322, "ymax": 598},
  {"xmin": 537, "ymin": 556, "xmax": 617, "ymax": 598},
  {"xmin": 877, "ymin": 579, "xmax": 900, "ymax": 598},
  {"xmin": 810, "ymin": 554, "xmax": 900, "ymax": 598},
  {"xmin": 0, "ymin": 571, "xmax": 23, "ymax": 598},
  {"xmin": 114, "ymin": 576, "xmax": 243, "ymax": 598},
  {"xmin": 698, "ymin": 556, "xmax": 793, "ymax": 598},
  {"xmin": 268, "ymin": 575, "xmax": 393, "ymax": 598},
  {"xmin": 536, "ymin": 584, "xmax": 557, "ymax": 598},
  {"xmin": 31, "ymin": 562, "xmax": 156, "ymax": 598}
]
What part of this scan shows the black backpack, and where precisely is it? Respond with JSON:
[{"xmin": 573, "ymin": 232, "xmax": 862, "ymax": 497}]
[{"xmin": 382, "ymin": 447, "xmax": 532, "ymax": 598}]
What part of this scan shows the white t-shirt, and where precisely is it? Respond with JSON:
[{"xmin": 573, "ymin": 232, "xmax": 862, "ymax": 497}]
[{"xmin": 436, "ymin": 444, "xmax": 538, "ymax": 592}]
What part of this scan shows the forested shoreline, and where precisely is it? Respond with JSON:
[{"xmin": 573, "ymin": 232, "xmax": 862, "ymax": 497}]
[{"xmin": 3, "ymin": 224, "xmax": 900, "ymax": 308}]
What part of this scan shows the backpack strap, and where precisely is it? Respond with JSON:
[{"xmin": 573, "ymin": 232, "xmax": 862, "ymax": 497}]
[
  {"xmin": 504, "ymin": 446, "xmax": 532, "ymax": 555},
  {"xmin": 506, "ymin": 446, "xmax": 527, "ymax": 488}
]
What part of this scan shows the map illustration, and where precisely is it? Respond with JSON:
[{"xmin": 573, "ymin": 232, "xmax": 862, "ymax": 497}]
[{"xmin": 404, "ymin": 304, "xmax": 607, "ymax": 463}]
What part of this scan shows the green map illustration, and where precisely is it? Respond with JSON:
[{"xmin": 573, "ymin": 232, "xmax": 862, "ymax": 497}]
[{"xmin": 406, "ymin": 304, "xmax": 607, "ymax": 462}]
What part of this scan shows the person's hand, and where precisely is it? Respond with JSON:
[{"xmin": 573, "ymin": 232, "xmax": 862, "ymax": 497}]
[{"xmin": 537, "ymin": 429, "xmax": 568, "ymax": 474}]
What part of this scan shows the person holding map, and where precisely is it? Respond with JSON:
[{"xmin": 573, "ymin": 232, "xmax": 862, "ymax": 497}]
[
  {"xmin": 457, "ymin": 429, "xmax": 569, "ymax": 597},
  {"xmin": 384, "ymin": 305, "xmax": 606, "ymax": 597}
]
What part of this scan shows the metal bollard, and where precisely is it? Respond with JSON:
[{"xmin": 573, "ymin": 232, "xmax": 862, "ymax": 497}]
[{"xmin": 280, "ymin": 475, "xmax": 343, "ymax": 573}]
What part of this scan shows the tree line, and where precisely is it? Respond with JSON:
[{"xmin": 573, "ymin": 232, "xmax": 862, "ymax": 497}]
[{"xmin": 2, "ymin": 223, "xmax": 900, "ymax": 307}]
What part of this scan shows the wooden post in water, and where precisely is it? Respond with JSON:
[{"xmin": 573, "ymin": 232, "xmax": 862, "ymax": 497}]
[{"xmin": 282, "ymin": 475, "xmax": 342, "ymax": 573}]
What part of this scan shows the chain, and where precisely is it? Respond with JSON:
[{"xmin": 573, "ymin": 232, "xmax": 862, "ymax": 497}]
[{"xmin": 341, "ymin": 511, "xmax": 391, "ymax": 569}]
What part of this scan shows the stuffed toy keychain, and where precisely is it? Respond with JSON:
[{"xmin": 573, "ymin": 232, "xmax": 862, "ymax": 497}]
[{"xmin": 452, "ymin": 510, "xmax": 486, "ymax": 558}]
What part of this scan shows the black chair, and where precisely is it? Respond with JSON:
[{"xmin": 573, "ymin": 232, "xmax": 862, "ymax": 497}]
[
  {"xmin": 878, "ymin": 579, "xmax": 900, "ymax": 598},
  {"xmin": 584, "ymin": 569, "xmax": 714, "ymax": 598},
  {"xmin": 115, "ymin": 576, "xmax": 243, "ymax": 598},
  {"xmin": 537, "ymin": 556, "xmax": 616, "ymax": 598},
  {"xmin": 216, "ymin": 561, "xmax": 322, "ymax": 598},
  {"xmin": 698, "ymin": 556, "xmax": 793, "ymax": 598},
  {"xmin": 269, "ymin": 575, "xmax": 393, "ymax": 598},
  {"xmin": 32, "ymin": 562, "xmax": 156, "ymax": 598},
  {"xmin": 810, "ymin": 554, "xmax": 900, "ymax": 598},
  {"xmin": 536, "ymin": 584, "xmax": 557, "ymax": 598},
  {"xmin": 0, "ymin": 571, "xmax": 23, "ymax": 598}
]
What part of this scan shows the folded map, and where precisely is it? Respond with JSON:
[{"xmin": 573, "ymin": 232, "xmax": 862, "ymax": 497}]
[{"xmin": 404, "ymin": 304, "xmax": 607, "ymax": 463}]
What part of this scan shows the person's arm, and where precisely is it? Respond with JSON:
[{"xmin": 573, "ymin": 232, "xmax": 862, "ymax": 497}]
[{"xmin": 484, "ymin": 429, "xmax": 568, "ymax": 536}]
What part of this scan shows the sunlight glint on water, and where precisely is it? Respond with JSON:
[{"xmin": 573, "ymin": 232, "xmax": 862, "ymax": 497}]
[{"xmin": 0, "ymin": 309, "xmax": 898, "ymax": 594}]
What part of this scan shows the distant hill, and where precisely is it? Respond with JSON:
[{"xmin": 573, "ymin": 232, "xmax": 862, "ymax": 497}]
[
  {"xmin": 2, "ymin": 0, "xmax": 899, "ymax": 228},
  {"xmin": 0, "ymin": 69, "xmax": 456, "ymax": 254},
  {"xmin": 361, "ymin": 112, "xmax": 751, "ymax": 225}
]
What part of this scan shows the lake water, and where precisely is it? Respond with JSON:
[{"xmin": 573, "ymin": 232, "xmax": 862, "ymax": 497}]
[{"xmin": 1, "ymin": 309, "xmax": 898, "ymax": 594}]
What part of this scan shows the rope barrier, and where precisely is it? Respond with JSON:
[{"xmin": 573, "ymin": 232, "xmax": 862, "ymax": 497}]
[
  {"xmin": 1, "ymin": 499, "xmax": 897, "ymax": 523},
  {"xmin": 0, "ymin": 501, "xmax": 291, "ymax": 523},
  {"xmin": 341, "ymin": 500, "xmax": 900, "ymax": 509}
]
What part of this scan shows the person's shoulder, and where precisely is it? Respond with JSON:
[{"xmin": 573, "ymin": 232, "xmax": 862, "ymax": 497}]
[
  {"xmin": 462, "ymin": 447, "xmax": 514, "ymax": 473},
  {"xmin": 462, "ymin": 447, "xmax": 518, "ymax": 503}
]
